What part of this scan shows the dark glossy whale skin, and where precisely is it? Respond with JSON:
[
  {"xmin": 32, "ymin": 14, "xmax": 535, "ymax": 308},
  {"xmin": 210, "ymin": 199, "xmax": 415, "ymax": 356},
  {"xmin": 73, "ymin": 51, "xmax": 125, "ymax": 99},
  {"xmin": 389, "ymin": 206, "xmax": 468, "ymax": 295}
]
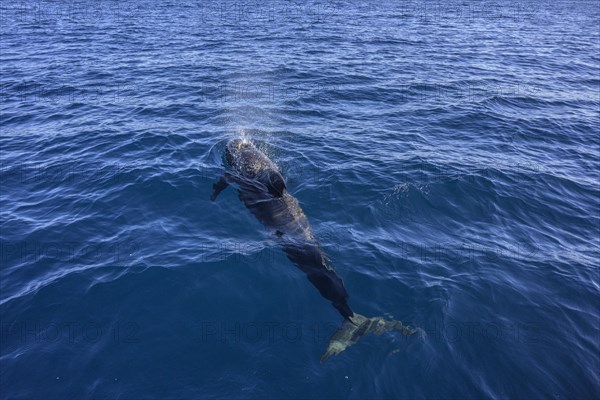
[
  {"xmin": 212, "ymin": 139, "xmax": 354, "ymax": 319},
  {"xmin": 211, "ymin": 139, "xmax": 424, "ymax": 362}
]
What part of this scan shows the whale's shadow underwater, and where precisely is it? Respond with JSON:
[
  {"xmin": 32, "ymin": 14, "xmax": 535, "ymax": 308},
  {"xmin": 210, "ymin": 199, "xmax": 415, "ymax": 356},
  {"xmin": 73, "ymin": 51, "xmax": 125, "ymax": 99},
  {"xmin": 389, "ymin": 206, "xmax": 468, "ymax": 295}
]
[{"xmin": 211, "ymin": 138, "xmax": 424, "ymax": 361}]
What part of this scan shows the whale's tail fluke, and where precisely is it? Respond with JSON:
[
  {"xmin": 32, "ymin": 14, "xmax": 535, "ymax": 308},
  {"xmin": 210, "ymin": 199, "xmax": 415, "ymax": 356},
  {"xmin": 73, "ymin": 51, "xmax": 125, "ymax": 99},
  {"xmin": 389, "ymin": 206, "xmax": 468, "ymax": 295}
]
[{"xmin": 320, "ymin": 313, "xmax": 425, "ymax": 362}]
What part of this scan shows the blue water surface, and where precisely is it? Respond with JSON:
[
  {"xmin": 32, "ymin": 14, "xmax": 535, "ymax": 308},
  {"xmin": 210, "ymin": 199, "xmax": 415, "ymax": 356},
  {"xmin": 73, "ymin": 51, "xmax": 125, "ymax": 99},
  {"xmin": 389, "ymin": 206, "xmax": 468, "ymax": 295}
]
[{"xmin": 1, "ymin": 1, "xmax": 599, "ymax": 399}]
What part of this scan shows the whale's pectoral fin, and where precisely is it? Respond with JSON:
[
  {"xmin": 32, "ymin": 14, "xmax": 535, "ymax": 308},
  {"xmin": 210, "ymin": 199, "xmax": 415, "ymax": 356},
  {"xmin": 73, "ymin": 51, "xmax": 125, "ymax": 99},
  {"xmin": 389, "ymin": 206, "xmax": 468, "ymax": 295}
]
[
  {"xmin": 210, "ymin": 175, "xmax": 230, "ymax": 201},
  {"xmin": 267, "ymin": 171, "xmax": 286, "ymax": 198},
  {"xmin": 320, "ymin": 314, "xmax": 425, "ymax": 362}
]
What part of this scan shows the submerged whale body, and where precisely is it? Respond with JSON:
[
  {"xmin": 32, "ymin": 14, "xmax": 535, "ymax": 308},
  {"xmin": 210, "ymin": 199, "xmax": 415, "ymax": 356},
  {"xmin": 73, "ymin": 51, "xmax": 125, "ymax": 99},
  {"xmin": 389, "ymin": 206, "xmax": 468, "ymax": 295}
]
[
  {"xmin": 212, "ymin": 138, "xmax": 353, "ymax": 318},
  {"xmin": 211, "ymin": 138, "xmax": 424, "ymax": 361}
]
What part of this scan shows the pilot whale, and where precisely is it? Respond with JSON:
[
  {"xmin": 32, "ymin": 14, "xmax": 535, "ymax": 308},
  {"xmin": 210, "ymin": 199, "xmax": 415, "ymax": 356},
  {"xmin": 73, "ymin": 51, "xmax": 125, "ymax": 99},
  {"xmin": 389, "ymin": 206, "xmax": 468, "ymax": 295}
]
[{"xmin": 211, "ymin": 138, "xmax": 423, "ymax": 361}]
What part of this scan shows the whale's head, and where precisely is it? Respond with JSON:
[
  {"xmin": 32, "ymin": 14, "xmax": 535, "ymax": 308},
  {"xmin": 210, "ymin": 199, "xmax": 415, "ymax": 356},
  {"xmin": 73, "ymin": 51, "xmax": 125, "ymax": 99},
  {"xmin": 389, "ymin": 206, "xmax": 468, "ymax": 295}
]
[
  {"xmin": 225, "ymin": 138, "xmax": 253, "ymax": 166},
  {"xmin": 224, "ymin": 138, "xmax": 286, "ymax": 197}
]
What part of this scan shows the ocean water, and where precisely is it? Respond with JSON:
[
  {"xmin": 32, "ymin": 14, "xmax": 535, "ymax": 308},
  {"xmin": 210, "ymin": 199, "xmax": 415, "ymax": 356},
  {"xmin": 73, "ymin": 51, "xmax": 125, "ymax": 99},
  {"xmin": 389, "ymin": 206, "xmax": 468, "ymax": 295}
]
[{"xmin": 1, "ymin": 1, "xmax": 599, "ymax": 398}]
